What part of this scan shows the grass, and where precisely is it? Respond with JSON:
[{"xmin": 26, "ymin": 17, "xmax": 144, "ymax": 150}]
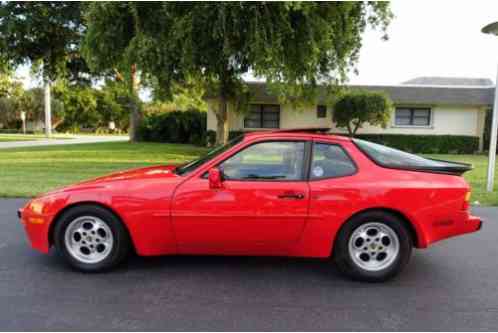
[
  {"xmin": 0, "ymin": 134, "xmax": 73, "ymax": 142},
  {"xmin": 0, "ymin": 142, "xmax": 208, "ymax": 197},
  {"xmin": 0, "ymin": 142, "xmax": 496, "ymax": 206},
  {"xmin": 0, "ymin": 135, "xmax": 37, "ymax": 142}
]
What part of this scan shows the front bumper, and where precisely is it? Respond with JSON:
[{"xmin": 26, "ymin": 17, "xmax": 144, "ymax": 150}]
[{"xmin": 18, "ymin": 207, "xmax": 51, "ymax": 254}]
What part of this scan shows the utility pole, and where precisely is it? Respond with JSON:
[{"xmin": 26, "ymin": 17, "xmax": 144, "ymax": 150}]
[{"xmin": 44, "ymin": 81, "xmax": 52, "ymax": 138}]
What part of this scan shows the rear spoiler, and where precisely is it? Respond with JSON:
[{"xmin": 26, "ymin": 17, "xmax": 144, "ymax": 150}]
[
  {"xmin": 393, "ymin": 158, "xmax": 473, "ymax": 176},
  {"xmin": 416, "ymin": 158, "xmax": 473, "ymax": 176}
]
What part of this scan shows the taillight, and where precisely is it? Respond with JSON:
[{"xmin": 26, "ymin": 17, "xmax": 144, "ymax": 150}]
[{"xmin": 462, "ymin": 191, "xmax": 471, "ymax": 210}]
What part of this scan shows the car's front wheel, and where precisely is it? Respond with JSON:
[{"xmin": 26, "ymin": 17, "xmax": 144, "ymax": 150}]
[
  {"xmin": 333, "ymin": 211, "xmax": 412, "ymax": 282},
  {"xmin": 53, "ymin": 204, "xmax": 131, "ymax": 272}
]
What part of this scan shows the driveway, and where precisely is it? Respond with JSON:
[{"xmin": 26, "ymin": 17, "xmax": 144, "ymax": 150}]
[
  {"xmin": 0, "ymin": 135, "xmax": 128, "ymax": 149},
  {"xmin": 1, "ymin": 198, "xmax": 496, "ymax": 331}
]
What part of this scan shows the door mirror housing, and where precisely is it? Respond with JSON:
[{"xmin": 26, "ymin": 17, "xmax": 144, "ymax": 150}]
[{"xmin": 208, "ymin": 168, "xmax": 223, "ymax": 189}]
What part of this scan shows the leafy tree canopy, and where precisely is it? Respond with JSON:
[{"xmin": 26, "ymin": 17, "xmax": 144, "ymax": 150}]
[
  {"xmin": 332, "ymin": 90, "xmax": 393, "ymax": 136},
  {"xmin": 0, "ymin": 2, "xmax": 89, "ymax": 82},
  {"xmin": 83, "ymin": 2, "xmax": 391, "ymax": 143},
  {"xmin": 105, "ymin": 2, "xmax": 391, "ymax": 143}
]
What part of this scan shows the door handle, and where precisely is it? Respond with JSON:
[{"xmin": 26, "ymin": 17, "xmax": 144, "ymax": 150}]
[{"xmin": 277, "ymin": 192, "xmax": 305, "ymax": 200}]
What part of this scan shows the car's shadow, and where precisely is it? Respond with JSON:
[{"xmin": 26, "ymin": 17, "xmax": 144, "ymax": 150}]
[{"xmin": 34, "ymin": 247, "xmax": 440, "ymax": 286}]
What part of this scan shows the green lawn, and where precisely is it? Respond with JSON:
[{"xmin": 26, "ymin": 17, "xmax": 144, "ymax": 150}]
[
  {"xmin": 0, "ymin": 134, "xmax": 73, "ymax": 142},
  {"xmin": 0, "ymin": 142, "xmax": 208, "ymax": 197},
  {"xmin": 0, "ymin": 142, "xmax": 496, "ymax": 206},
  {"xmin": 0, "ymin": 135, "xmax": 37, "ymax": 142}
]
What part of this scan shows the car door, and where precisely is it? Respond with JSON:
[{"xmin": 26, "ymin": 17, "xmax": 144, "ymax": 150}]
[{"xmin": 171, "ymin": 139, "xmax": 311, "ymax": 255}]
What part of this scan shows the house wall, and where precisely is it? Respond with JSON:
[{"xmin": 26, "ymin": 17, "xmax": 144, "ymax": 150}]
[{"xmin": 207, "ymin": 101, "xmax": 487, "ymax": 149}]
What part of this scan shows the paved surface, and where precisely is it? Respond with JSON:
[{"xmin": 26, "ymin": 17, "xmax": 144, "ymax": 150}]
[
  {"xmin": 0, "ymin": 135, "xmax": 129, "ymax": 149},
  {"xmin": 1, "ymin": 198, "xmax": 497, "ymax": 331}
]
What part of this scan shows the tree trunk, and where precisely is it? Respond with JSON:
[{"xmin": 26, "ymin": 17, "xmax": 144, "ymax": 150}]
[
  {"xmin": 44, "ymin": 81, "xmax": 52, "ymax": 138},
  {"xmin": 346, "ymin": 123, "xmax": 353, "ymax": 137},
  {"xmin": 215, "ymin": 95, "xmax": 229, "ymax": 145},
  {"xmin": 352, "ymin": 120, "xmax": 361, "ymax": 137},
  {"xmin": 128, "ymin": 64, "xmax": 142, "ymax": 142}
]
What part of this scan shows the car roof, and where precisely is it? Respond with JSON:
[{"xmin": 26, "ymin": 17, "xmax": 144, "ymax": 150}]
[{"xmin": 242, "ymin": 127, "xmax": 352, "ymax": 142}]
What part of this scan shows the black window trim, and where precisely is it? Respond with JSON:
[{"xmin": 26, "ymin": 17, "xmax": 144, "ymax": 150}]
[
  {"xmin": 243, "ymin": 104, "xmax": 281, "ymax": 129},
  {"xmin": 213, "ymin": 139, "xmax": 312, "ymax": 183},
  {"xmin": 307, "ymin": 140, "xmax": 358, "ymax": 181},
  {"xmin": 393, "ymin": 106, "xmax": 432, "ymax": 127}
]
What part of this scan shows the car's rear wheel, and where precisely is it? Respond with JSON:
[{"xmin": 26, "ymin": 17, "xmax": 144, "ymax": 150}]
[
  {"xmin": 54, "ymin": 204, "xmax": 131, "ymax": 272},
  {"xmin": 333, "ymin": 211, "xmax": 412, "ymax": 282}
]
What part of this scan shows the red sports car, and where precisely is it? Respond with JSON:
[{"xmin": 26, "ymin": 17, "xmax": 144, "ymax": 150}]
[{"xmin": 19, "ymin": 129, "xmax": 482, "ymax": 281}]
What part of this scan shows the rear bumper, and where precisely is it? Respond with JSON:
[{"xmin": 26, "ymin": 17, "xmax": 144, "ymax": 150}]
[
  {"xmin": 424, "ymin": 213, "xmax": 482, "ymax": 247},
  {"xmin": 464, "ymin": 215, "xmax": 482, "ymax": 233}
]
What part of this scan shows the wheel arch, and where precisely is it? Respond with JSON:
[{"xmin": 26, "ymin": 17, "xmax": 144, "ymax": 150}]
[
  {"xmin": 335, "ymin": 207, "xmax": 422, "ymax": 250},
  {"xmin": 48, "ymin": 201, "xmax": 135, "ymax": 251}
]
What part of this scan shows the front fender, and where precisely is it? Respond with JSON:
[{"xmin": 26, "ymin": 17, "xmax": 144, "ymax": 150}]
[{"xmin": 22, "ymin": 184, "xmax": 177, "ymax": 256}]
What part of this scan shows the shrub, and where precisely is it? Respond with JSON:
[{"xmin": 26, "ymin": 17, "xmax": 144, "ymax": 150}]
[
  {"xmin": 353, "ymin": 134, "xmax": 479, "ymax": 154},
  {"xmin": 228, "ymin": 130, "xmax": 245, "ymax": 140},
  {"xmin": 333, "ymin": 90, "xmax": 393, "ymax": 136},
  {"xmin": 137, "ymin": 110, "xmax": 207, "ymax": 146}
]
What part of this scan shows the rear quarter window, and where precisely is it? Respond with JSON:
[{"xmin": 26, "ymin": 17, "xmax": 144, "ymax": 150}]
[{"xmin": 352, "ymin": 139, "xmax": 471, "ymax": 175}]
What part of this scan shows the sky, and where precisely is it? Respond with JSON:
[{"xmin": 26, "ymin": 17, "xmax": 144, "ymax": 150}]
[
  {"xmin": 347, "ymin": 0, "xmax": 498, "ymax": 85},
  {"xmin": 15, "ymin": 0, "xmax": 498, "ymax": 90}
]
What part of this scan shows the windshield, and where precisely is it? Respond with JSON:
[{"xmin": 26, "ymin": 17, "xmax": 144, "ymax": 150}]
[{"xmin": 175, "ymin": 135, "xmax": 244, "ymax": 176}]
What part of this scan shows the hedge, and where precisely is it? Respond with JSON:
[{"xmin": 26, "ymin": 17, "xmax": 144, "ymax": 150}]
[
  {"xmin": 207, "ymin": 130, "xmax": 479, "ymax": 154},
  {"xmin": 206, "ymin": 130, "xmax": 245, "ymax": 146},
  {"xmin": 353, "ymin": 134, "xmax": 479, "ymax": 154},
  {"xmin": 137, "ymin": 110, "xmax": 207, "ymax": 146}
]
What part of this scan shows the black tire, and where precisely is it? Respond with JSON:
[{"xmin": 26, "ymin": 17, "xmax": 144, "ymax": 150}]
[
  {"xmin": 333, "ymin": 211, "xmax": 412, "ymax": 282},
  {"xmin": 53, "ymin": 204, "xmax": 131, "ymax": 272}
]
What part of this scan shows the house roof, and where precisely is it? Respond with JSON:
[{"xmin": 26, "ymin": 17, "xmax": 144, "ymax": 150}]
[
  {"xmin": 402, "ymin": 76, "xmax": 494, "ymax": 87},
  {"xmin": 349, "ymin": 84, "xmax": 494, "ymax": 106},
  {"xmin": 243, "ymin": 81, "xmax": 495, "ymax": 107}
]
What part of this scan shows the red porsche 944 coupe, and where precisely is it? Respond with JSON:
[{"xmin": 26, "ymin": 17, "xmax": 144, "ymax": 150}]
[{"xmin": 19, "ymin": 129, "xmax": 481, "ymax": 281}]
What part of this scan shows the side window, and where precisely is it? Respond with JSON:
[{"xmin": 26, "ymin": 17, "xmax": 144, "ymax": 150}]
[
  {"xmin": 220, "ymin": 141, "xmax": 305, "ymax": 181},
  {"xmin": 310, "ymin": 143, "xmax": 356, "ymax": 179}
]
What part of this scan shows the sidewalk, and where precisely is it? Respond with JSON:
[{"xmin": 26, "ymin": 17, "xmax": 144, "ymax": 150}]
[{"xmin": 0, "ymin": 135, "xmax": 129, "ymax": 149}]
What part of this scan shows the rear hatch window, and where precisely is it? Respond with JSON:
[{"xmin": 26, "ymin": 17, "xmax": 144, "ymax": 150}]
[{"xmin": 353, "ymin": 139, "xmax": 472, "ymax": 175}]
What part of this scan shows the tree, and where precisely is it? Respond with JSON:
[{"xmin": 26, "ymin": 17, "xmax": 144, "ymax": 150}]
[
  {"xmin": 83, "ymin": 2, "xmax": 146, "ymax": 142},
  {"xmin": 96, "ymin": 81, "xmax": 131, "ymax": 131},
  {"xmin": 111, "ymin": 2, "xmax": 391, "ymax": 144},
  {"xmin": 0, "ymin": 2, "xmax": 86, "ymax": 136},
  {"xmin": 55, "ymin": 86, "xmax": 98, "ymax": 132},
  {"xmin": 332, "ymin": 90, "xmax": 393, "ymax": 136},
  {"xmin": 0, "ymin": 70, "xmax": 24, "ymax": 128},
  {"xmin": 17, "ymin": 88, "xmax": 64, "ymax": 128}
]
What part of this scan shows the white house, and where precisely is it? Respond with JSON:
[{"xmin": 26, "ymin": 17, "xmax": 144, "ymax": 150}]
[{"xmin": 206, "ymin": 77, "xmax": 495, "ymax": 151}]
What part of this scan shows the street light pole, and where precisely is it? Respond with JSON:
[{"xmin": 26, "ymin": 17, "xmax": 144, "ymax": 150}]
[
  {"xmin": 488, "ymin": 66, "xmax": 498, "ymax": 191},
  {"xmin": 482, "ymin": 22, "xmax": 498, "ymax": 192}
]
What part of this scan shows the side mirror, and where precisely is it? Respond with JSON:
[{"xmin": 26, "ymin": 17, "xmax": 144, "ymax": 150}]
[{"xmin": 208, "ymin": 168, "xmax": 223, "ymax": 189}]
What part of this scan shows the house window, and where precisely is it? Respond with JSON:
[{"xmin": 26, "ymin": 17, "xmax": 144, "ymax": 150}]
[
  {"xmin": 244, "ymin": 104, "xmax": 280, "ymax": 129},
  {"xmin": 395, "ymin": 107, "xmax": 431, "ymax": 126},
  {"xmin": 317, "ymin": 105, "xmax": 327, "ymax": 118}
]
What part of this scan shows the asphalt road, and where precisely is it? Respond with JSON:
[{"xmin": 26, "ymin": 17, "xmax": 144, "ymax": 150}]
[{"xmin": 1, "ymin": 198, "xmax": 497, "ymax": 331}]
